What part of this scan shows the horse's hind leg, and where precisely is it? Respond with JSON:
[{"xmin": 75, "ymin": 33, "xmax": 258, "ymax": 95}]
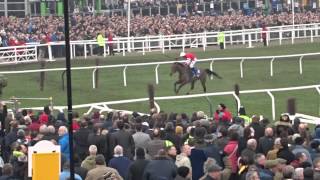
[
  {"xmin": 201, "ymin": 78, "xmax": 207, "ymax": 93},
  {"xmin": 187, "ymin": 80, "xmax": 196, "ymax": 95}
]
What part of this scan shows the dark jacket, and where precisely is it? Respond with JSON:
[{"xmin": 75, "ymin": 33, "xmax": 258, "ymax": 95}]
[
  {"xmin": 127, "ymin": 158, "xmax": 150, "ymax": 180},
  {"xmin": 146, "ymin": 139, "xmax": 164, "ymax": 159},
  {"xmin": 241, "ymin": 148, "xmax": 256, "ymax": 164},
  {"xmin": 250, "ymin": 122, "xmax": 264, "ymax": 141},
  {"xmin": 190, "ymin": 148, "xmax": 207, "ymax": 180},
  {"xmin": 74, "ymin": 127, "xmax": 91, "ymax": 158},
  {"xmin": 277, "ymin": 148, "xmax": 295, "ymax": 164},
  {"xmin": 143, "ymin": 156, "xmax": 177, "ymax": 180},
  {"xmin": 203, "ymin": 144, "xmax": 222, "ymax": 167},
  {"xmin": 258, "ymin": 136, "xmax": 274, "ymax": 155},
  {"xmin": 109, "ymin": 156, "xmax": 132, "ymax": 179},
  {"xmin": 110, "ymin": 130, "xmax": 135, "ymax": 159},
  {"xmin": 87, "ymin": 133, "xmax": 106, "ymax": 155}
]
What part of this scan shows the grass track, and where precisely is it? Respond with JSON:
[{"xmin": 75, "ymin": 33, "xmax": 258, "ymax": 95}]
[{"xmin": 0, "ymin": 42, "xmax": 319, "ymax": 119}]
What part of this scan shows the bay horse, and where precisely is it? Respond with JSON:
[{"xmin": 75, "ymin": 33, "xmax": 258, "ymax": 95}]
[{"xmin": 170, "ymin": 62, "xmax": 222, "ymax": 94}]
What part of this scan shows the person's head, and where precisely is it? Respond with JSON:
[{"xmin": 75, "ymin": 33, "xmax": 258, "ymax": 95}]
[
  {"xmin": 2, "ymin": 163, "xmax": 13, "ymax": 176},
  {"xmin": 293, "ymin": 168, "xmax": 304, "ymax": 180},
  {"xmin": 313, "ymin": 157, "xmax": 320, "ymax": 170},
  {"xmin": 166, "ymin": 145, "xmax": 177, "ymax": 157},
  {"xmin": 117, "ymin": 120, "xmax": 124, "ymax": 130},
  {"xmin": 295, "ymin": 152, "xmax": 307, "ymax": 163},
  {"xmin": 89, "ymin": 145, "xmax": 97, "ymax": 156},
  {"xmin": 303, "ymin": 167, "xmax": 313, "ymax": 180},
  {"xmin": 255, "ymin": 153, "xmax": 266, "ymax": 167},
  {"xmin": 80, "ymin": 120, "xmax": 88, "ymax": 128},
  {"xmin": 251, "ymin": 115, "xmax": 259, "ymax": 123},
  {"xmin": 135, "ymin": 147, "xmax": 145, "ymax": 159},
  {"xmin": 95, "ymin": 154, "xmax": 106, "ymax": 166},
  {"xmin": 58, "ymin": 126, "xmax": 68, "ymax": 136},
  {"xmin": 247, "ymin": 138, "xmax": 257, "ymax": 151},
  {"xmin": 47, "ymin": 125, "xmax": 56, "ymax": 134},
  {"xmin": 217, "ymin": 103, "xmax": 226, "ymax": 111},
  {"xmin": 135, "ymin": 123, "xmax": 142, "ymax": 132},
  {"xmin": 153, "ymin": 128, "xmax": 161, "ymax": 138},
  {"xmin": 273, "ymin": 137, "xmax": 282, "ymax": 149},
  {"xmin": 228, "ymin": 130, "xmax": 239, "ymax": 141},
  {"xmin": 114, "ymin": 145, "xmax": 123, "ymax": 157},
  {"xmin": 282, "ymin": 165, "xmax": 294, "ymax": 179},
  {"xmin": 276, "ymin": 158, "xmax": 287, "ymax": 171},
  {"xmin": 265, "ymin": 127, "xmax": 273, "ymax": 137},
  {"xmin": 181, "ymin": 144, "xmax": 191, "ymax": 156},
  {"xmin": 207, "ymin": 163, "xmax": 222, "ymax": 179},
  {"xmin": 245, "ymin": 169, "xmax": 260, "ymax": 180},
  {"xmin": 177, "ymin": 166, "xmax": 190, "ymax": 178},
  {"xmin": 294, "ymin": 136, "xmax": 304, "ymax": 146},
  {"xmin": 280, "ymin": 138, "xmax": 289, "ymax": 149}
]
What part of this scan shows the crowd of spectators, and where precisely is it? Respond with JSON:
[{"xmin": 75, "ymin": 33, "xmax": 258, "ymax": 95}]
[
  {"xmin": 0, "ymin": 101, "xmax": 320, "ymax": 180},
  {"xmin": 1, "ymin": 11, "xmax": 320, "ymax": 47}
]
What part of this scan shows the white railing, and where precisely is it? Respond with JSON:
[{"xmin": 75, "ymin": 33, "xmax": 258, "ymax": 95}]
[
  {"xmin": 0, "ymin": 52, "xmax": 319, "ymax": 88},
  {"xmin": 0, "ymin": 23, "xmax": 319, "ymax": 63},
  {"xmin": 22, "ymin": 84, "xmax": 320, "ymax": 121}
]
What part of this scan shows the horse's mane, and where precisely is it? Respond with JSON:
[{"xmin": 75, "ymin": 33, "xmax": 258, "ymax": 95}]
[{"xmin": 174, "ymin": 62, "xmax": 185, "ymax": 67}]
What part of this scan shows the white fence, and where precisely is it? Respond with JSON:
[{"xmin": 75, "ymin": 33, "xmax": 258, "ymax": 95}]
[
  {"xmin": 0, "ymin": 52, "xmax": 319, "ymax": 88},
  {"xmin": 21, "ymin": 84, "xmax": 320, "ymax": 122},
  {"xmin": 0, "ymin": 23, "xmax": 320, "ymax": 64}
]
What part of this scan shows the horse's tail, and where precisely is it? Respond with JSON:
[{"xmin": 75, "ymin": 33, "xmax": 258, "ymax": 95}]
[{"xmin": 205, "ymin": 69, "xmax": 223, "ymax": 79}]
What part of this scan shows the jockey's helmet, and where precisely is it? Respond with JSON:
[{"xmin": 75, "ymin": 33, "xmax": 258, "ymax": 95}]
[{"xmin": 179, "ymin": 52, "xmax": 186, "ymax": 57}]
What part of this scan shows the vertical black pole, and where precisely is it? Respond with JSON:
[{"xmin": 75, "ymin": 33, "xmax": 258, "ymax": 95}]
[{"xmin": 63, "ymin": 0, "xmax": 74, "ymax": 179}]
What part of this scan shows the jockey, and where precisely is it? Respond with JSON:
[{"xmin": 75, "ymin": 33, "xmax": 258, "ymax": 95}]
[{"xmin": 179, "ymin": 52, "xmax": 198, "ymax": 77}]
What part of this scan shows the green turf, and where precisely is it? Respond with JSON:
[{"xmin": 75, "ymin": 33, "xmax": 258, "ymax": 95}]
[{"xmin": 0, "ymin": 42, "xmax": 319, "ymax": 119}]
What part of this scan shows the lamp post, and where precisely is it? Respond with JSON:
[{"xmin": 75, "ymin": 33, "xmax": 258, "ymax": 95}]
[{"xmin": 127, "ymin": 0, "xmax": 131, "ymax": 52}]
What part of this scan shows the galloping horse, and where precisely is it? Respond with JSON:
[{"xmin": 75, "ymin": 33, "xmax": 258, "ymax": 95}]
[{"xmin": 170, "ymin": 62, "xmax": 222, "ymax": 94}]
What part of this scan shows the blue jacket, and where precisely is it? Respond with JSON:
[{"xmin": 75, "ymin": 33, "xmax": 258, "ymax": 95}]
[
  {"xmin": 60, "ymin": 170, "xmax": 82, "ymax": 180},
  {"xmin": 59, "ymin": 134, "xmax": 70, "ymax": 160},
  {"xmin": 108, "ymin": 156, "xmax": 132, "ymax": 179}
]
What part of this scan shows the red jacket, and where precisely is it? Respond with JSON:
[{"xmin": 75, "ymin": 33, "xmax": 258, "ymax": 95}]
[
  {"xmin": 224, "ymin": 140, "xmax": 239, "ymax": 173},
  {"xmin": 214, "ymin": 109, "xmax": 232, "ymax": 122},
  {"xmin": 108, "ymin": 34, "xmax": 113, "ymax": 45}
]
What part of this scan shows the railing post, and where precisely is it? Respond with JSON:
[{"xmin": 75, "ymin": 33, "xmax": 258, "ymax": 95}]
[
  {"xmin": 90, "ymin": 44, "xmax": 93, "ymax": 56},
  {"xmin": 84, "ymin": 43, "xmax": 87, "ymax": 59},
  {"xmin": 210, "ymin": 59, "xmax": 214, "ymax": 80},
  {"xmin": 117, "ymin": 39, "xmax": 120, "ymax": 52},
  {"xmin": 123, "ymin": 66, "xmax": 127, "ymax": 87},
  {"xmin": 148, "ymin": 36, "xmax": 151, "ymax": 52},
  {"xmin": 242, "ymin": 31, "xmax": 245, "ymax": 44},
  {"xmin": 182, "ymin": 33, "xmax": 186, "ymax": 52},
  {"xmin": 232, "ymin": 92, "xmax": 241, "ymax": 112},
  {"xmin": 142, "ymin": 39, "xmax": 145, "ymax": 55},
  {"xmin": 270, "ymin": 57, "xmax": 275, "ymax": 77},
  {"xmin": 14, "ymin": 47, "xmax": 17, "ymax": 63},
  {"xmin": 161, "ymin": 35, "xmax": 165, "ymax": 54},
  {"xmin": 35, "ymin": 46, "xmax": 38, "ymax": 61},
  {"xmin": 203, "ymin": 31, "xmax": 206, "ymax": 51},
  {"xmin": 267, "ymin": 91, "xmax": 276, "ymax": 121},
  {"xmin": 70, "ymin": 45, "xmax": 73, "ymax": 59},
  {"xmin": 240, "ymin": 58, "xmax": 245, "ymax": 78},
  {"xmin": 169, "ymin": 36, "xmax": 172, "ymax": 51},
  {"xmin": 122, "ymin": 42, "xmax": 125, "ymax": 56},
  {"xmin": 131, "ymin": 36, "xmax": 135, "ymax": 51},
  {"xmin": 73, "ymin": 43, "xmax": 76, "ymax": 58},
  {"xmin": 48, "ymin": 44, "xmax": 53, "ymax": 61},
  {"xmin": 291, "ymin": 26, "xmax": 295, "ymax": 44},
  {"xmin": 279, "ymin": 28, "xmax": 282, "ymax": 45},
  {"xmin": 299, "ymin": 56, "xmax": 304, "ymax": 75},
  {"xmin": 92, "ymin": 68, "xmax": 97, "ymax": 89},
  {"xmin": 230, "ymin": 31, "xmax": 233, "ymax": 45},
  {"xmin": 155, "ymin": 64, "xmax": 160, "ymax": 84},
  {"xmin": 248, "ymin": 32, "xmax": 252, "ymax": 48},
  {"xmin": 311, "ymin": 28, "xmax": 314, "ymax": 42}
]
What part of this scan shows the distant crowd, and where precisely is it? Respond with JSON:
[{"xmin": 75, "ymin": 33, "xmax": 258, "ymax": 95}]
[
  {"xmin": 0, "ymin": 102, "xmax": 320, "ymax": 179},
  {"xmin": 0, "ymin": 11, "xmax": 320, "ymax": 47}
]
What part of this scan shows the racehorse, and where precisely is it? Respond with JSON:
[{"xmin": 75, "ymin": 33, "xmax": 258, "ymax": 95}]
[{"xmin": 170, "ymin": 62, "xmax": 222, "ymax": 94}]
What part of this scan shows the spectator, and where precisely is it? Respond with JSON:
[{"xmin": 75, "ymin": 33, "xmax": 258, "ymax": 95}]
[
  {"xmin": 203, "ymin": 134, "xmax": 222, "ymax": 167},
  {"xmin": 266, "ymin": 137, "xmax": 281, "ymax": 160},
  {"xmin": 81, "ymin": 145, "xmax": 98, "ymax": 171},
  {"xmin": 146, "ymin": 128, "xmax": 165, "ymax": 158},
  {"xmin": 201, "ymin": 163, "xmax": 222, "ymax": 180},
  {"xmin": 108, "ymin": 145, "xmax": 132, "ymax": 179},
  {"xmin": 143, "ymin": 149, "xmax": 177, "ymax": 180},
  {"xmin": 58, "ymin": 126, "xmax": 70, "ymax": 160},
  {"xmin": 175, "ymin": 144, "xmax": 191, "ymax": 170},
  {"xmin": 74, "ymin": 121, "xmax": 91, "ymax": 161},
  {"xmin": 110, "ymin": 120, "xmax": 135, "ymax": 160},
  {"xmin": 85, "ymin": 154, "xmax": 123, "ymax": 180},
  {"xmin": 258, "ymin": 127, "xmax": 275, "ymax": 155},
  {"xmin": 277, "ymin": 138, "xmax": 295, "ymax": 164},
  {"xmin": 292, "ymin": 137, "xmax": 313, "ymax": 165},
  {"xmin": 127, "ymin": 147, "xmax": 150, "ymax": 180},
  {"xmin": 0, "ymin": 164, "xmax": 13, "ymax": 180},
  {"xmin": 241, "ymin": 138, "xmax": 257, "ymax": 165},
  {"xmin": 60, "ymin": 161, "xmax": 83, "ymax": 180},
  {"xmin": 214, "ymin": 103, "xmax": 232, "ymax": 125},
  {"xmin": 176, "ymin": 166, "xmax": 191, "ymax": 180},
  {"xmin": 132, "ymin": 122, "xmax": 151, "ymax": 149}
]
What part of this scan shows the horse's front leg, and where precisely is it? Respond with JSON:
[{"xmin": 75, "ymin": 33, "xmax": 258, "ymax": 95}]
[
  {"xmin": 174, "ymin": 81, "xmax": 180, "ymax": 94},
  {"xmin": 186, "ymin": 80, "xmax": 196, "ymax": 95},
  {"xmin": 176, "ymin": 82, "xmax": 188, "ymax": 95}
]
